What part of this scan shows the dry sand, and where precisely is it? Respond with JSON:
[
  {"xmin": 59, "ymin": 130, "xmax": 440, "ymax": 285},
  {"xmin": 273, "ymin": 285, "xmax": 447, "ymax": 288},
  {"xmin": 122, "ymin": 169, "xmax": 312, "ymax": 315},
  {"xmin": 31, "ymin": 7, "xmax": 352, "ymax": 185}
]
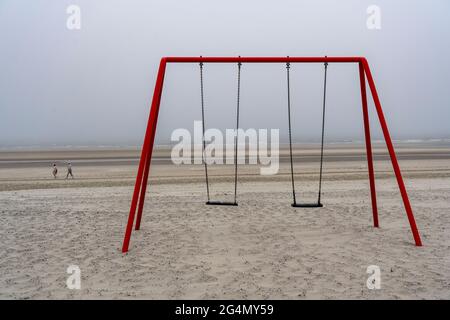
[{"xmin": 1, "ymin": 144, "xmax": 450, "ymax": 299}]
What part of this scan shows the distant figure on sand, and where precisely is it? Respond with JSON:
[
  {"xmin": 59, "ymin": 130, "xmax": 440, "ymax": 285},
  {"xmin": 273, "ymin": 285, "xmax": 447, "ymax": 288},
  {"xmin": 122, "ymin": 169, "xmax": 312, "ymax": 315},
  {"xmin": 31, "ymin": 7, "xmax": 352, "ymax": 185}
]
[
  {"xmin": 66, "ymin": 162, "xmax": 74, "ymax": 179},
  {"xmin": 52, "ymin": 163, "xmax": 58, "ymax": 178}
]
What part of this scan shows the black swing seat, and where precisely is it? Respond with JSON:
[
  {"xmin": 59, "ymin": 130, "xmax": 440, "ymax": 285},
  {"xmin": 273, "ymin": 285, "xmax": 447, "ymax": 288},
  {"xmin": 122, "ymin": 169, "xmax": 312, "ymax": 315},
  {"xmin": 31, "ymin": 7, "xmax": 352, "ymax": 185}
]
[
  {"xmin": 292, "ymin": 202, "xmax": 323, "ymax": 208},
  {"xmin": 206, "ymin": 200, "xmax": 238, "ymax": 206}
]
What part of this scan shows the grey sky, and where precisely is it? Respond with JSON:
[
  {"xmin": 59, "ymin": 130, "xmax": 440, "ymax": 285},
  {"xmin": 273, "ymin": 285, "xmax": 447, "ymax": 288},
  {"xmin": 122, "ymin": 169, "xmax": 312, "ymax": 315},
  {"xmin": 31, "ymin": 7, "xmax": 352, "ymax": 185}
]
[{"xmin": 1, "ymin": 0, "xmax": 449, "ymax": 147}]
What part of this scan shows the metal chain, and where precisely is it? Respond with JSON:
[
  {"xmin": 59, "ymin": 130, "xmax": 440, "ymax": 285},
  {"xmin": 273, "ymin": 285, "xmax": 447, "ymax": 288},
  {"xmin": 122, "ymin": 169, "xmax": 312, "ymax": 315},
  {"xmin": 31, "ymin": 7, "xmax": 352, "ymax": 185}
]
[
  {"xmin": 317, "ymin": 61, "xmax": 328, "ymax": 204},
  {"xmin": 199, "ymin": 61, "xmax": 210, "ymax": 202},
  {"xmin": 233, "ymin": 62, "xmax": 242, "ymax": 204},
  {"xmin": 286, "ymin": 61, "xmax": 297, "ymax": 205}
]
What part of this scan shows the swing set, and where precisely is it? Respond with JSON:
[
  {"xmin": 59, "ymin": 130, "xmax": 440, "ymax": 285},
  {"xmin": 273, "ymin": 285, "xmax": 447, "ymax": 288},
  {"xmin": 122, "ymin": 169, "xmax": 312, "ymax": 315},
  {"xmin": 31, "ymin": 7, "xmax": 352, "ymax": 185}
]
[{"xmin": 121, "ymin": 56, "xmax": 423, "ymax": 253}]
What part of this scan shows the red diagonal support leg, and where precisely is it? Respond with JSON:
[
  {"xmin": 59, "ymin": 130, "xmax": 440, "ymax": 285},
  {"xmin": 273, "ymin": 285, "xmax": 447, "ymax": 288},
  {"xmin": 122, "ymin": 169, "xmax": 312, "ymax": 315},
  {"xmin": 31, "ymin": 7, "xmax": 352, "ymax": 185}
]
[
  {"xmin": 361, "ymin": 58, "xmax": 422, "ymax": 246},
  {"xmin": 122, "ymin": 59, "xmax": 167, "ymax": 253},
  {"xmin": 135, "ymin": 141, "xmax": 151, "ymax": 230},
  {"xmin": 359, "ymin": 62, "xmax": 379, "ymax": 228}
]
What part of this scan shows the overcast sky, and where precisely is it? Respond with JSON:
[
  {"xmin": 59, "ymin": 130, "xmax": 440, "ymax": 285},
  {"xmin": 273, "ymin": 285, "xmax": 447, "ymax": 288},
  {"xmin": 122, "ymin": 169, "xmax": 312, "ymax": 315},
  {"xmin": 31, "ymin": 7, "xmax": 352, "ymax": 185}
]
[{"xmin": 1, "ymin": 0, "xmax": 449, "ymax": 147}]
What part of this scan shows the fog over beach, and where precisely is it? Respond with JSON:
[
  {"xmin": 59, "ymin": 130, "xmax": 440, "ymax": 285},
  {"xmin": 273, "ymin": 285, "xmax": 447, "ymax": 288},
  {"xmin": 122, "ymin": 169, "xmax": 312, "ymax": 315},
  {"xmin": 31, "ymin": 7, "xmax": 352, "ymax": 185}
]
[{"xmin": 1, "ymin": 0, "xmax": 450, "ymax": 301}]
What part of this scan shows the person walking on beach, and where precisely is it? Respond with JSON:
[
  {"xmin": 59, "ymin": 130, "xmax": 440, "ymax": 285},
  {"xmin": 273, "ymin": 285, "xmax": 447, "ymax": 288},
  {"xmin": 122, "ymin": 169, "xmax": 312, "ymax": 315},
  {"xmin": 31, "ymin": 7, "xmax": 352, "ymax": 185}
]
[
  {"xmin": 65, "ymin": 162, "xmax": 74, "ymax": 179},
  {"xmin": 52, "ymin": 163, "xmax": 58, "ymax": 178}
]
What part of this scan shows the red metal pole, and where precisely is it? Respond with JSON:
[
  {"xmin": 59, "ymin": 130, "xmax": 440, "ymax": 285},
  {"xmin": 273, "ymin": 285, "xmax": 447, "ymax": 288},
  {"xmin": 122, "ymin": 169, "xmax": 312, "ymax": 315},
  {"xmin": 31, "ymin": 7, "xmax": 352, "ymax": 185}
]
[
  {"xmin": 361, "ymin": 58, "xmax": 422, "ymax": 246},
  {"xmin": 134, "ymin": 135, "xmax": 151, "ymax": 230},
  {"xmin": 164, "ymin": 56, "xmax": 363, "ymax": 64},
  {"xmin": 122, "ymin": 58, "xmax": 167, "ymax": 253},
  {"xmin": 358, "ymin": 62, "xmax": 379, "ymax": 228}
]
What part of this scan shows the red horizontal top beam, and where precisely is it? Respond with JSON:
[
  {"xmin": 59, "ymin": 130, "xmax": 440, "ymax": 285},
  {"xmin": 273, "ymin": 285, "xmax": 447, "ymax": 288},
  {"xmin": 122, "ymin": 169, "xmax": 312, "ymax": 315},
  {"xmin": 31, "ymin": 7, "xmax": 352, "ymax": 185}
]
[{"xmin": 163, "ymin": 56, "xmax": 365, "ymax": 63}]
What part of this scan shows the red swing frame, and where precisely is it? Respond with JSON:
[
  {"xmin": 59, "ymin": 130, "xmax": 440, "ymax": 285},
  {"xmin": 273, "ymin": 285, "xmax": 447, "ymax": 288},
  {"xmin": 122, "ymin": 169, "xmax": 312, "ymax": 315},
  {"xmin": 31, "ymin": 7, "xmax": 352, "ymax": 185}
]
[{"xmin": 121, "ymin": 56, "xmax": 423, "ymax": 253}]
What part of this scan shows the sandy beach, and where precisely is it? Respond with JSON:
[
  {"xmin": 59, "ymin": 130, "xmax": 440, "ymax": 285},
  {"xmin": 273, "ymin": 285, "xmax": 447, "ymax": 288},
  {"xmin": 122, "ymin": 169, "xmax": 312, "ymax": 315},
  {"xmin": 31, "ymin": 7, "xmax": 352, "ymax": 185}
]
[{"xmin": 1, "ymin": 142, "xmax": 450, "ymax": 299}]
